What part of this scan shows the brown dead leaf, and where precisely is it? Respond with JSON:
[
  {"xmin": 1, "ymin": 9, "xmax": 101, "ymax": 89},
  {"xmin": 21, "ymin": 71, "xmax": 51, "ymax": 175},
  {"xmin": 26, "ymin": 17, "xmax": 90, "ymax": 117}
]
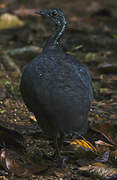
[
  {"xmin": 69, "ymin": 16, "xmax": 79, "ymax": 22},
  {"xmin": 111, "ymin": 150, "xmax": 117, "ymax": 160},
  {"xmin": 79, "ymin": 162, "xmax": 117, "ymax": 179},
  {"xmin": 11, "ymin": 71, "xmax": 20, "ymax": 79},
  {"xmin": 29, "ymin": 114, "xmax": 37, "ymax": 122},
  {"xmin": 90, "ymin": 123, "xmax": 117, "ymax": 145},
  {"xmin": 0, "ymin": 3, "xmax": 7, "ymax": 8},
  {"xmin": 0, "ymin": 148, "xmax": 48, "ymax": 176},
  {"xmin": 95, "ymin": 140, "xmax": 113, "ymax": 147},
  {"xmin": 0, "ymin": 125, "xmax": 26, "ymax": 152},
  {"xmin": 98, "ymin": 63, "xmax": 117, "ymax": 73},
  {"xmin": 99, "ymin": 88, "xmax": 112, "ymax": 96},
  {"xmin": 109, "ymin": 114, "xmax": 117, "ymax": 120},
  {"xmin": 87, "ymin": 2, "xmax": 101, "ymax": 13},
  {"xmin": 87, "ymin": 2, "xmax": 112, "ymax": 17},
  {"xmin": 95, "ymin": 151, "xmax": 109, "ymax": 163}
]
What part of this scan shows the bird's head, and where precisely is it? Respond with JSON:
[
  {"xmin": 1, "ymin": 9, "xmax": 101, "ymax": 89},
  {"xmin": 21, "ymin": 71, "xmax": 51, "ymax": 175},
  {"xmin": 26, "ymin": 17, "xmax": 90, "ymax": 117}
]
[{"xmin": 35, "ymin": 8, "xmax": 68, "ymax": 27}]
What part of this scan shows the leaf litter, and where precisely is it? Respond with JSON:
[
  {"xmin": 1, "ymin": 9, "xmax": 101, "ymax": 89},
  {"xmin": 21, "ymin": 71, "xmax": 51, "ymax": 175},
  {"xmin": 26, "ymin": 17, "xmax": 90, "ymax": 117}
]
[{"xmin": 0, "ymin": 0, "xmax": 117, "ymax": 179}]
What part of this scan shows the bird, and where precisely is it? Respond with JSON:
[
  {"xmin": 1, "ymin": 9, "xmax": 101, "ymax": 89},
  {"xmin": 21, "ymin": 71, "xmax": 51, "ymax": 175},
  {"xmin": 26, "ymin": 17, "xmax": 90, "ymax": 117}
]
[{"xmin": 20, "ymin": 8, "xmax": 93, "ymax": 167}]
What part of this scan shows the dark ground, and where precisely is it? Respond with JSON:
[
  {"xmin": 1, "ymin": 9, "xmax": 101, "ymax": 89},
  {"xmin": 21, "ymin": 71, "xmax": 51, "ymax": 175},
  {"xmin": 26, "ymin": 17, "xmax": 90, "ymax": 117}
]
[{"xmin": 0, "ymin": 0, "xmax": 117, "ymax": 179}]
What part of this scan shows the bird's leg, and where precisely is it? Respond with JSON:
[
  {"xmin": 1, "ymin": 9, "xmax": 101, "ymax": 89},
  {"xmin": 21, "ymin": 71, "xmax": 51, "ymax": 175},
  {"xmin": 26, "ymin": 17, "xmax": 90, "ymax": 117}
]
[{"xmin": 55, "ymin": 132, "xmax": 68, "ymax": 168}]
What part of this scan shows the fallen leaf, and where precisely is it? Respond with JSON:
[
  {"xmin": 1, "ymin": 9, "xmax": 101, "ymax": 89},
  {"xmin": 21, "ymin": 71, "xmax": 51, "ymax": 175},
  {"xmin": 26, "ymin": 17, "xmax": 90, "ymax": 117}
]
[
  {"xmin": 111, "ymin": 150, "xmax": 117, "ymax": 160},
  {"xmin": 95, "ymin": 151, "xmax": 109, "ymax": 163},
  {"xmin": 0, "ymin": 148, "xmax": 48, "ymax": 176},
  {"xmin": 95, "ymin": 140, "xmax": 113, "ymax": 147},
  {"xmin": 0, "ymin": 125, "xmax": 26, "ymax": 152},
  {"xmin": 0, "ymin": 13, "xmax": 24, "ymax": 30},
  {"xmin": 98, "ymin": 63, "xmax": 117, "ymax": 73},
  {"xmin": 99, "ymin": 88, "xmax": 112, "ymax": 96},
  {"xmin": 0, "ymin": 3, "xmax": 7, "ymax": 8},
  {"xmin": 79, "ymin": 162, "xmax": 117, "ymax": 179},
  {"xmin": 90, "ymin": 123, "xmax": 117, "ymax": 145},
  {"xmin": 29, "ymin": 114, "xmax": 37, "ymax": 122}
]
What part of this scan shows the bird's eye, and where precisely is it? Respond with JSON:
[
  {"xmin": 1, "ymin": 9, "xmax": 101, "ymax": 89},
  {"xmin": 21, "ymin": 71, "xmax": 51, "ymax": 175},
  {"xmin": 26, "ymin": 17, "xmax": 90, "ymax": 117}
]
[{"xmin": 52, "ymin": 10, "xmax": 57, "ymax": 16}]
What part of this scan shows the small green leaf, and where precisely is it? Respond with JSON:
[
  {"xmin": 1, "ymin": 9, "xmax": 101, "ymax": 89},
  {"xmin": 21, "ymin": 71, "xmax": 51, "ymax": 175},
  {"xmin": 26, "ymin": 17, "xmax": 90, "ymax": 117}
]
[
  {"xmin": 111, "ymin": 33, "xmax": 117, "ymax": 39},
  {"xmin": 0, "ymin": 109, "xmax": 5, "ymax": 114}
]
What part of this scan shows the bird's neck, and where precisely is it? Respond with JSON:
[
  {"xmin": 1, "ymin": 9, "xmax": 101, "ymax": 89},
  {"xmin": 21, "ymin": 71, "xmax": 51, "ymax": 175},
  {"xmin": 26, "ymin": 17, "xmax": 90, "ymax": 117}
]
[{"xmin": 44, "ymin": 24, "xmax": 66, "ymax": 50}]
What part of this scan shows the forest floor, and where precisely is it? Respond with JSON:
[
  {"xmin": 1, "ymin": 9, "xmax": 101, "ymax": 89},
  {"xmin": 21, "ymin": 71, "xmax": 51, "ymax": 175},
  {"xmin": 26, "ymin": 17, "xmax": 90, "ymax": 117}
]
[{"xmin": 0, "ymin": 0, "xmax": 117, "ymax": 179}]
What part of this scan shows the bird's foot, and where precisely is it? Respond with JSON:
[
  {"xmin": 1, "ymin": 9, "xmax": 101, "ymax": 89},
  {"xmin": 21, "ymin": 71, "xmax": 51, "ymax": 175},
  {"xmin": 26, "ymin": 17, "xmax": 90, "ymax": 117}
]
[{"xmin": 57, "ymin": 156, "xmax": 68, "ymax": 168}]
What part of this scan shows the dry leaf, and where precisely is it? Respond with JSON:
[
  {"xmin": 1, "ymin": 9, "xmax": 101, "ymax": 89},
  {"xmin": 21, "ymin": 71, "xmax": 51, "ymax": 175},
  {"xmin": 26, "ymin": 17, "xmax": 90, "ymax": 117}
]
[
  {"xmin": 0, "ymin": 125, "xmax": 26, "ymax": 152},
  {"xmin": 111, "ymin": 150, "xmax": 117, "ymax": 160},
  {"xmin": 98, "ymin": 63, "xmax": 117, "ymax": 73},
  {"xmin": 0, "ymin": 13, "xmax": 24, "ymax": 30},
  {"xmin": 95, "ymin": 140, "xmax": 113, "ymax": 147},
  {"xmin": 91, "ymin": 123, "xmax": 117, "ymax": 145},
  {"xmin": 79, "ymin": 163, "xmax": 117, "ymax": 179},
  {"xmin": 0, "ymin": 148, "xmax": 48, "ymax": 176},
  {"xmin": 95, "ymin": 151, "xmax": 109, "ymax": 163},
  {"xmin": 29, "ymin": 114, "xmax": 37, "ymax": 122}
]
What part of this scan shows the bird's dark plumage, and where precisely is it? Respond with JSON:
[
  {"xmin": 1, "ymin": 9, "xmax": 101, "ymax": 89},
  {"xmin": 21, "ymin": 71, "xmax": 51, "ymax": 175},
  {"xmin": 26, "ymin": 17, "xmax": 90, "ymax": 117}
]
[{"xmin": 20, "ymin": 8, "xmax": 93, "ymax": 167}]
